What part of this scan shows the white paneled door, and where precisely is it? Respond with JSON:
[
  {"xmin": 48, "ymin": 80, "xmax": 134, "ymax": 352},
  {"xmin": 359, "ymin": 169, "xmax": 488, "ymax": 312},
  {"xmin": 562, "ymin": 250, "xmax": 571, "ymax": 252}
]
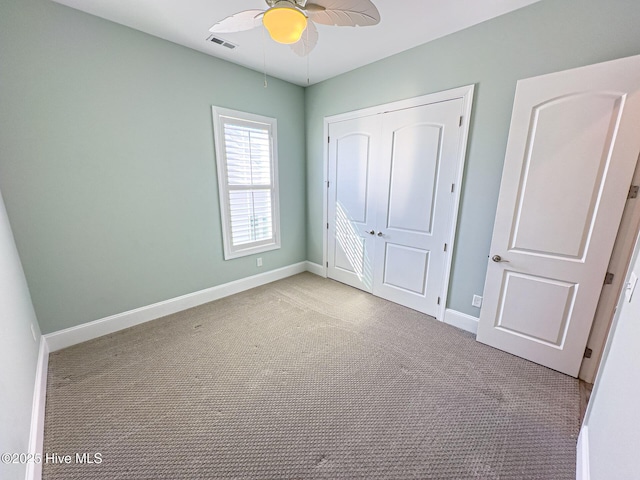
[
  {"xmin": 327, "ymin": 115, "xmax": 381, "ymax": 292},
  {"xmin": 327, "ymin": 91, "xmax": 470, "ymax": 318},
  {"xmin": 372, "ymin": 102, "xmax": 462, "ymax": 315},
  {"xmin": 477, "ymin": 55, "xmax": 640, "ymax": 377}
]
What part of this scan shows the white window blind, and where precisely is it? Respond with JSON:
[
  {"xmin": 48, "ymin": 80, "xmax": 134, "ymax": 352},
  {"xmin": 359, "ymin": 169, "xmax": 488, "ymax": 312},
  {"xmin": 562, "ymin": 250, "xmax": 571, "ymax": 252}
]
[{"xmin": 212, "ymin": 107, "xmax": 280, "ymax": 259}]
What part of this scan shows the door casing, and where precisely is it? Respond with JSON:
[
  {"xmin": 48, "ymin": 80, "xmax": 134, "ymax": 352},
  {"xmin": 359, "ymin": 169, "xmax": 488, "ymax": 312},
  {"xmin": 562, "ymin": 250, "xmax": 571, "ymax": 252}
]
[{"xmin": 580, "ymin": 159, "xmax": 640, "ymax": 383}]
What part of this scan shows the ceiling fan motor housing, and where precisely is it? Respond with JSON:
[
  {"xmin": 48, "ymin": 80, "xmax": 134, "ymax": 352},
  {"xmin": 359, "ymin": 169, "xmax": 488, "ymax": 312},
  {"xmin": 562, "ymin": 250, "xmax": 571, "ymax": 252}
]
[{"xmin": 266, "ymin": 0, "xmax": 307, "ymax": 7}]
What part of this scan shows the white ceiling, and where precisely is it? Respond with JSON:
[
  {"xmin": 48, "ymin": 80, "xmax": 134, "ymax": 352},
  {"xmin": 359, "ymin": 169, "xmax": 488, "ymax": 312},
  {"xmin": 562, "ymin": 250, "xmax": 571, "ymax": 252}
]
[{"xmin": 51, "ymin": 0, "xmax": 541, "ymax": 86}]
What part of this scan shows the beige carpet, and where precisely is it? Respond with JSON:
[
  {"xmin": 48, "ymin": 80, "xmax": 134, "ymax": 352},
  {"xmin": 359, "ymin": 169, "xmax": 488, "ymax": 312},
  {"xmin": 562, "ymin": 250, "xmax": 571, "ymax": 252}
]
[{"xmin": 43, "ymin": 273, "xmax": 579, "ymax": 479}]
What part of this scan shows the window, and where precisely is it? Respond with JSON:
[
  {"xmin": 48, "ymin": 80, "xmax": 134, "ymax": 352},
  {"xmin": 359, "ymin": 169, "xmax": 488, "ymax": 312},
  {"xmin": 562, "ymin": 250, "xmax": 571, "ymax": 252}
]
[{"xmin": 212, "ymin": 107, "xmax": 281, "ymax": 260}]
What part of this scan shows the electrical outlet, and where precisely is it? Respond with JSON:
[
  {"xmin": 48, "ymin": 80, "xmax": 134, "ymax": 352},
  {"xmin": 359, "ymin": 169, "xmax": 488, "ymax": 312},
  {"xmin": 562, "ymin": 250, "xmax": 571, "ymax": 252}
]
[
  {"xmin": 472, "ymin": 295, "xmax": 483, "ymax": 308},
  {"xmin": 256, "ymin": 257, "xmax": 263, "ymax": 267}
]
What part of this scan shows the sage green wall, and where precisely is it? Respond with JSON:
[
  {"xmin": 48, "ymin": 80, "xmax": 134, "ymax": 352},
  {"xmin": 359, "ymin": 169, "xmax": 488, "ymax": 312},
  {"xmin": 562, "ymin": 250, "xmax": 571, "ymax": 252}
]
[
  {"xmin": 305, "ymin": 0, "xmax": 640, "ymax": 317},
  {"xmin": 0, "ymin": 0, "xmax": 306, "ymax": 334}
]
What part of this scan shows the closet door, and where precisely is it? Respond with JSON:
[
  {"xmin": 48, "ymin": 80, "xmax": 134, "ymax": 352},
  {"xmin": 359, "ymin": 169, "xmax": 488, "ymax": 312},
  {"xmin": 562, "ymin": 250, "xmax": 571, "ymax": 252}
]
[
  {"xmin": 327, "ymin": 115, "xmax": 381, "ymax": 292},
  {"xmin": 372, "ymin": 100, "xmax": 463, "ymax": 317}
]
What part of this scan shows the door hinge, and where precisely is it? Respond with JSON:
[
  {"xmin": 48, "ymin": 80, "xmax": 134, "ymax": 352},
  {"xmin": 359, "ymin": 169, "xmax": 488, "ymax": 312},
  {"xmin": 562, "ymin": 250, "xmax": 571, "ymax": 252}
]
[
  {"xmin": 327, "ymin": 181, "xmax": 330, "ymax": 188},
  {"xmin": 604, "ymin": 272, "xmax": 615, "ymax": 285},
  {"xmin": 451, "ymin": 183, "xmax": 455, "ymax": 193},
  {"xmin": 459, "ymin": 116, "xmax": 463, "ymax": 127},
  {"xmin": 328, "ymin": 136, "xmax": 330, "ymax": 144},
  {"xmin": 584, "ymin": 347, "xmax": 593, "ymax": 359},
  {"xmin": 629, "ymin": 185, "xmax": 639, "ymax": 199},
  {"xmin": 326, "ymin": 222, "xmax": 329, "ymax": 229},
  {"xmin": 326, "ymin": 261, "xmax": 328, "ymax": 267},
  {"xmin": 443, "ymin": 243, "xmax": 448, "ymax": 252},
  {"xmin": 437, "ymin": 297, "xmax": 441, "ymax": 305}
]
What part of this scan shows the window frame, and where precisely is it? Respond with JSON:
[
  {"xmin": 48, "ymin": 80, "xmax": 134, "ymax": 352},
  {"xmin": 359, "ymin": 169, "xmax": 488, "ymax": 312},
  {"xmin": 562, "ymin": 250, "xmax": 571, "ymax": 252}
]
[{"xmin": 212, "ymin": 106, "xmax": 281, "ymax": 260}]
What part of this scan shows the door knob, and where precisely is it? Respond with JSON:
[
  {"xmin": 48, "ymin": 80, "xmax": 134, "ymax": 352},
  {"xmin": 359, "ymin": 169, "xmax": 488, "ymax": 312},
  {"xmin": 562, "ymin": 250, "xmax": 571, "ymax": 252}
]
[
  {"xmin": 366, "ymin": 230, "xmax": 375, "ymax": 235},
  {"xmin": 377, "ymin": 232, "xmax": 384, "ymax": 237},
  {"xmin": 492, "ymin": 255, "xmax": 509, "ymax": 263}
]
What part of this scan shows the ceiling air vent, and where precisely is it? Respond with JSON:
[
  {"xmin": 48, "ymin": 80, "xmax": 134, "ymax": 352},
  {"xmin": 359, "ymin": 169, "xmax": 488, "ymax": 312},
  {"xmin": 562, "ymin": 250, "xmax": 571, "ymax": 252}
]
[{"xmin": 207, "ymin": 35, "xmax": 237, "ymax": 50}]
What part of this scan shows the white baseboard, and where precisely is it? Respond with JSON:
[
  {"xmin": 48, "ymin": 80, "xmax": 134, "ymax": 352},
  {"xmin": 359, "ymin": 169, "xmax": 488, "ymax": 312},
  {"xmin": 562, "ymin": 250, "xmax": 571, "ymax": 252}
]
[
  {"xmin": 305, "ymin": 261, "xmax": 326, "ymax": 277},
  {"xmin": 25, "ymin": 337, "xmax": 49, "ymax": 480},
  {"xmin": 576, "ymin": 426, "xmax": 590, "ymax": 480},
  {"xmin": 45, "ymin": 261, "xmax": 309, "ymax": 352},
  {"xmin": 443, "ymin": 308, "xmax": 479, "ymax": 335}
]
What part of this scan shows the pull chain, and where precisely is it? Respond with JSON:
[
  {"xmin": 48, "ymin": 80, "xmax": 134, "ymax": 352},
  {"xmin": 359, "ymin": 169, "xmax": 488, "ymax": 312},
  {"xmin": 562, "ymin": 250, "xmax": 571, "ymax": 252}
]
[
  {"xmin": 262, "ymin": 27, "xmax": 268, "ymax": 88},
  {"xmin": 306, "ymin": 26, "xmax": 310, "ymax": 86}
]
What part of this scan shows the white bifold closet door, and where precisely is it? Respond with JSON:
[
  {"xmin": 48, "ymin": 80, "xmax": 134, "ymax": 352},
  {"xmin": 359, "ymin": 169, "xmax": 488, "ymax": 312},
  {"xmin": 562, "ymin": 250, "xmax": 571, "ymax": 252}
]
[{"xmin": 327, "ymin": 98, "xmax": 463, "ymax": 318}]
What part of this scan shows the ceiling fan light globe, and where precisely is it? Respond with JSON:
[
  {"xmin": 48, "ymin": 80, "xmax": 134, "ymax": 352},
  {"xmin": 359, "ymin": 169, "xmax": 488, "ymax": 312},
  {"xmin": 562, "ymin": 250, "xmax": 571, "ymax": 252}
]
[{"xmin": 263, "ymin": 5, "xmax": 308, "ymax": 44}]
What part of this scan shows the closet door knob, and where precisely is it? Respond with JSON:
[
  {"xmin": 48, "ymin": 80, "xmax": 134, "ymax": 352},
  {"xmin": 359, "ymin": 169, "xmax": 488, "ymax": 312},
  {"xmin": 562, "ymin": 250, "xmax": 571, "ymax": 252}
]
[
  {"xmin": 366, "ymin": 230, "xmax": 375, "ymax": 235},
  {"xmin": 492, "ymin": 255, "xmax": 509, "ymax": 263},
  {"xmin": 377, "ymin": 232, "xmax": 384, "ymax": 237}
]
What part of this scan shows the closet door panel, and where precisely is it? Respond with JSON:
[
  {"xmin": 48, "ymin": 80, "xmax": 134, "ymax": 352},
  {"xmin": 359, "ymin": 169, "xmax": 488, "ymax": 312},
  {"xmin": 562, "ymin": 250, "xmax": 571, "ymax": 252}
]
[
  {"xmin": 327, "ymin": 116, "xmax": 382, "ymax": 292},
  {"xmin": 383, "ymin": 244, "xmax": 430, "ymax": 295},
  {"xmin": 386, "ymin": 124, "xmax": 442, "ymax": 234},
  {"xmin": 373, "ymin": 100, "xmax": 463, "ymax": 316}
]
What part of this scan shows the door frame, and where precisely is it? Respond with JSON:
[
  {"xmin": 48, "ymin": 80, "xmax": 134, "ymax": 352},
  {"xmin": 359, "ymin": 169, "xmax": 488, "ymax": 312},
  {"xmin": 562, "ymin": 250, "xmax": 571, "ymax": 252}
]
[
  {"xmin": 579, "ymin": 156, "xmax": 640, "ymax": 382},
  {"xmin": 321, "ymin": 85, "xmax": 475, "ymax": 321}
]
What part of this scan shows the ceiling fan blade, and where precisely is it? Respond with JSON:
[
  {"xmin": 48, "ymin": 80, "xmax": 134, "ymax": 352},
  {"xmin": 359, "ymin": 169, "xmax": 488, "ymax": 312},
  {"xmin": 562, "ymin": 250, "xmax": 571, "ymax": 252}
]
[
  {"xmin": 306, "ymin": 0, "xmax": 380, "ymax": 27},
  {"xmin": 290, "ymin": 20, "xmax": 318, "ymax": 56},
  {"xmin": 209, "ymin": 9, "xmax": 264, "ymax": 34}
]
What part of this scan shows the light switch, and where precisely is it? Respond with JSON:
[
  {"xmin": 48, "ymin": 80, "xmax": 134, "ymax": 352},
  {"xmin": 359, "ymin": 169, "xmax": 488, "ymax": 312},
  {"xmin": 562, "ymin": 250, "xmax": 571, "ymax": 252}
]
[{"xmin": 625, "ymin": 272, "xmax": 637, "ymax": 303}]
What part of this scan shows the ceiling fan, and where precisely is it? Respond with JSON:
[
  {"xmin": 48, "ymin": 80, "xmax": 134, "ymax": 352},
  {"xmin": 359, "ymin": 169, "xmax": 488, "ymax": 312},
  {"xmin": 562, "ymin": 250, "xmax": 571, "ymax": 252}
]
[{"xmin": 209, "ymin": 0, "xmax": 381, "ymax": 56}]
